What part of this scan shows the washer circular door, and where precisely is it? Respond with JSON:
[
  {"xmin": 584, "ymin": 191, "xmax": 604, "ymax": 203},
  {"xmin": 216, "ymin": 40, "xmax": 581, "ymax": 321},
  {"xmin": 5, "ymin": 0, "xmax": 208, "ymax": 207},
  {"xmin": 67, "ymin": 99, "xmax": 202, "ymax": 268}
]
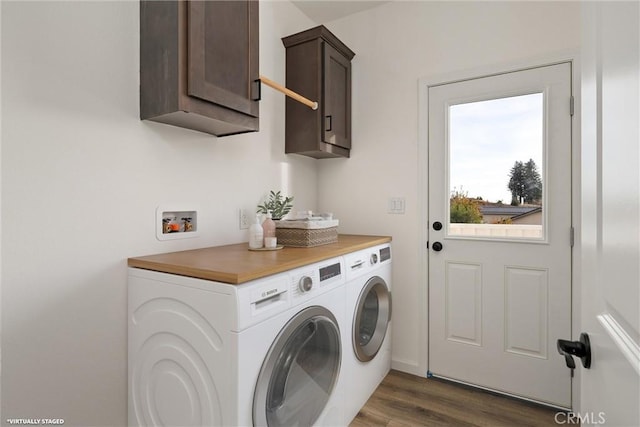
[
  {"xmin": 253, "ymin": 306, "xmax": 341, "ymax": 427},
  {"xmin": 353, "ymin": 276, "xmax": 392, "ymax": 362}
]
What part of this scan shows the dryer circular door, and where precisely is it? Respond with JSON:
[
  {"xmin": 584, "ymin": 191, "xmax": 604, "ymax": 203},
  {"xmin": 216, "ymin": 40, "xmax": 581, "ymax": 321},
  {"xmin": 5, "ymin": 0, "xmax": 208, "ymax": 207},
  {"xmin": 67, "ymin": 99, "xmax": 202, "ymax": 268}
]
[
  {"xmin": 353, "ymin": 276, "xmax": 392, "ymax": 362},
  {"xmin": 253, "ymin": 306, "xmax": 341, "ymax": 427}
]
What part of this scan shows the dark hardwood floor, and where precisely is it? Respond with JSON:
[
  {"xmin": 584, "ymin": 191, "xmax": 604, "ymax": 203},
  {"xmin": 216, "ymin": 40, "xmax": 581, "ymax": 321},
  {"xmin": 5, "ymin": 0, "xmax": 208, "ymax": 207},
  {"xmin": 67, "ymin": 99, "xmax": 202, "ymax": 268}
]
[{"xmin": 349, "ymin": 370, "xmax": 563, "ymax": 426}]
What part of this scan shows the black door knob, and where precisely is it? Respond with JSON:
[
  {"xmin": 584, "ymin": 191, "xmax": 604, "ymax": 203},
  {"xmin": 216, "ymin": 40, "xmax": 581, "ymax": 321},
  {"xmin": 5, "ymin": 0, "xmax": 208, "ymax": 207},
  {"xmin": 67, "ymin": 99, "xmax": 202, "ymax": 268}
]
[
  {"xmin": 432, "ymin": 241, "xmax": 443, "ymax": 252},
  {"xmin": 433, "ymin": 221, "xmax": 443, "ymax": 231},
  {"xmin": 557, "ymin": 333, "xmax": 591, "ymax": 370}
]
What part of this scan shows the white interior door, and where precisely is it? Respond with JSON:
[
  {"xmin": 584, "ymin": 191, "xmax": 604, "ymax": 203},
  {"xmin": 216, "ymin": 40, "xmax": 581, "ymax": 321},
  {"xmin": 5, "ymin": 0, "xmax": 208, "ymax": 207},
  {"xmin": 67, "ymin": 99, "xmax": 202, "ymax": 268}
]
[
  {"xmin": 580, "ymin": 2, "xmax": 640, "ymax": 425},
  {"xmin": 428, "ymin": 63, "xmax": 573, "ymax": 408}
]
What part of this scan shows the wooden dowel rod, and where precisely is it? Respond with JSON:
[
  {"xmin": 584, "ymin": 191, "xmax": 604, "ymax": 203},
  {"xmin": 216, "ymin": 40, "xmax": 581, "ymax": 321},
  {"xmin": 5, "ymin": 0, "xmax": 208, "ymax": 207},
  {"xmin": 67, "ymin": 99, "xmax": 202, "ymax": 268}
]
[{"xmin": 259, "ymin": 75, "xmax": 318, "ymax": 110}]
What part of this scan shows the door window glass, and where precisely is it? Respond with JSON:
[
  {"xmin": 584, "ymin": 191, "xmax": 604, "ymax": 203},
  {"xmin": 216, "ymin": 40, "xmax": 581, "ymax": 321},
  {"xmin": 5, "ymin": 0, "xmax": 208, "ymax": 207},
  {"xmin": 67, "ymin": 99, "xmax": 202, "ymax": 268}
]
[{"xmin": 448, "ymin": 93, "xmax": 544, "ymax": 240}]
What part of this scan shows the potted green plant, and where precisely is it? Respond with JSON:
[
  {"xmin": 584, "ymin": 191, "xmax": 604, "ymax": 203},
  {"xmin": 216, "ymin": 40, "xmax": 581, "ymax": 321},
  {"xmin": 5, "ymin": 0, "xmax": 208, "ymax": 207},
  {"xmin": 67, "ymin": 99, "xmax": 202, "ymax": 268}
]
[{"xmin": 257, "ymin": 191, "xmax": 294, "ymax": 220}]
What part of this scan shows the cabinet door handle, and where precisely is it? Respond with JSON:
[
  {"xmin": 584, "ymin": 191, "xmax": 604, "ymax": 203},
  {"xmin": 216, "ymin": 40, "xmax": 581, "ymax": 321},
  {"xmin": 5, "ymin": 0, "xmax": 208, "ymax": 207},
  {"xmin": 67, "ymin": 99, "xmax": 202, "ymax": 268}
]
[
  {"xmin": 325, "ymin": 115, "xmax": 332, "ymax": 132},
  {"xmin": 253, "ymin": 79, "xmax": 261, "ymax": 102}
]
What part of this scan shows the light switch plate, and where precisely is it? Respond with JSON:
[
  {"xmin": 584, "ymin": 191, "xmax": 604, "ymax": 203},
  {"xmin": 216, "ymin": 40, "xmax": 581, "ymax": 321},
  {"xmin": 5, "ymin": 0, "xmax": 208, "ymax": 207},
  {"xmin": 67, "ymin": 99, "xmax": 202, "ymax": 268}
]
[{"xmin": 388, "ymin": 197, "xmax": 406, "ymax": 214}]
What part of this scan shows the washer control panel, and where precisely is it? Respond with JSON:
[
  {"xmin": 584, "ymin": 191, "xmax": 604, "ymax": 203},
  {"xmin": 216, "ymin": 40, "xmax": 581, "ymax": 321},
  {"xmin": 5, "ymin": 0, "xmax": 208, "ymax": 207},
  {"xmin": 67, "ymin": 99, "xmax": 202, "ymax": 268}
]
[
  {"xmin": 319, "ymin": 262, "xmax": 342, "ymax": 282},
  {"xmin": 370, "ymin": 253, "xmax": 378, "ymax": 265},
  {"xmin": 379, "ymin": 246, "xmax": 391, "ymax": 262},
  {"xmin": 344, "ymin": 243, "xmax": 392, "ymax": 281},
  {"xmin": 289, "ymin": 257, "xmax": 345, "ymax": 302},
  {"xmin": 298, "ymin": 276, "xmax": 313, "ymax": 292}
]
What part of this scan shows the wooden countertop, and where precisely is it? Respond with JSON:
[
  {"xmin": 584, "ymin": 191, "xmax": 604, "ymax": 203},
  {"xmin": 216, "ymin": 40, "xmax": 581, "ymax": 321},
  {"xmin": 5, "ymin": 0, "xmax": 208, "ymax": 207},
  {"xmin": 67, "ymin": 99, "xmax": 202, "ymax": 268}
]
[{"xmin": 128, "ymin": 234, "xmax": 391, "ymax": 284}]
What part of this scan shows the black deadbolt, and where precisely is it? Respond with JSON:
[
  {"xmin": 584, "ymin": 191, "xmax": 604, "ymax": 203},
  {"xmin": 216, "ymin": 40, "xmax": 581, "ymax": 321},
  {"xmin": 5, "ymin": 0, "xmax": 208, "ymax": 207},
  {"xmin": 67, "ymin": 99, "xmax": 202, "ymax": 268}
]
[
  {"xmin": 432, "ymin": 242, "xmax": 443, "ymax": 252},
  {"xmin": 433, "ymin": 221, "xmax": 443, "ymax": 231}
]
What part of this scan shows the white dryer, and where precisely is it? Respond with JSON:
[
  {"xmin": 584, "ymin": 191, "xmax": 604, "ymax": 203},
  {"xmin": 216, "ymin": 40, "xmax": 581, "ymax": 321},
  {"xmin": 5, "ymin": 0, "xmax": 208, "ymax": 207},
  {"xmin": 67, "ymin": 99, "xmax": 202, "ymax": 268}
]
[
  {"xmin": 128, "ymin": 256, "xmax": 347, "ymax": 427},
  {"xmin": 343, "ymin": 243, "xmax": 392, "ymax": 424}
]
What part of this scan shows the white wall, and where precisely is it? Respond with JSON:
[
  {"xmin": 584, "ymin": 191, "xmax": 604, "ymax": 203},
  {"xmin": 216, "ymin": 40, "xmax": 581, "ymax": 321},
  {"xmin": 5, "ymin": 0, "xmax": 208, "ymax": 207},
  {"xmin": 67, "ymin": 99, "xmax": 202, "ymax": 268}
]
[
  {"xmin": 1, "ymin": 1, "xmax": 316, "ymax": 425},
  {"xmin": 318, "ymin": 1, "xmax": 581, "ymax": 375}
]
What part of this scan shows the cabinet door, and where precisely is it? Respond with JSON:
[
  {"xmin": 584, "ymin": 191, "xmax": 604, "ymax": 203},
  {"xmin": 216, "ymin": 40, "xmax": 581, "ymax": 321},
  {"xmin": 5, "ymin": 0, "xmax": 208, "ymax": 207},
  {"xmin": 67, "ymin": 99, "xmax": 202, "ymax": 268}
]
[
  {"xmin": 322, "ymin": 43, "xmax": 351, "ymax": 150},
  {"xmin": 188, "ymin": 1, "xmax": 259, "ymax": 118}
]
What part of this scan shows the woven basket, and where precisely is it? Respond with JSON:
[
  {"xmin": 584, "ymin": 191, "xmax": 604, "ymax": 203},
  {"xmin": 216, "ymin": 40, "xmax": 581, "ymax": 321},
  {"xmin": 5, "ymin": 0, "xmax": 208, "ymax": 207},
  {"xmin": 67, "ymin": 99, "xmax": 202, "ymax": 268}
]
[{"xmin": 276, "ymin": 226, "xmax": 338, "ymax": 247}]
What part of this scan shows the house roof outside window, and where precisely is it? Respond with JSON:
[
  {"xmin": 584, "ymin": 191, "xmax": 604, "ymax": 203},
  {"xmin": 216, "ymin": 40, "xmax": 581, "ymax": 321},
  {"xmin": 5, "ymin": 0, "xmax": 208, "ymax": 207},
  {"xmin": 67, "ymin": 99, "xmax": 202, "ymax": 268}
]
[{"xmin": 479, "ymin": 206, "xmax": 541, "ymax": 217}]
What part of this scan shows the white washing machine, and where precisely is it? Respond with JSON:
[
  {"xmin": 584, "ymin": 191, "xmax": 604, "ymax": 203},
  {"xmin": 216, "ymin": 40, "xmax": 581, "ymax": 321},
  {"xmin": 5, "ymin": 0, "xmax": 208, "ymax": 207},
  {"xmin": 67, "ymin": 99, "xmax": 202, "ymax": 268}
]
[
  {"xmin": 343, "ymin": 243, "xmax": 392, "ymax": 424},
  {"xmin": 128, "ymin": 256, "xmax": 347, "ymax": 427}
]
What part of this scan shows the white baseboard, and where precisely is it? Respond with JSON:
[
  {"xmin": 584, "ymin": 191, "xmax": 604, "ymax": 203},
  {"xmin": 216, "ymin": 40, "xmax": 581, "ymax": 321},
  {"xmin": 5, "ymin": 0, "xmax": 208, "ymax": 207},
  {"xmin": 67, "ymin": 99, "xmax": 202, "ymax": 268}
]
[{"xmin": 391, "ymin": 358, "xmax": 424, "ymax": 377}]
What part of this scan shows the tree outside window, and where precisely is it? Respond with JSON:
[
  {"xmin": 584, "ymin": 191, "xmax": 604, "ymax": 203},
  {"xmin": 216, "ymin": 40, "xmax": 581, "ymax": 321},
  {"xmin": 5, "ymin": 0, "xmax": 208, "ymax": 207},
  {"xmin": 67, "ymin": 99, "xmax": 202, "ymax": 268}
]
[{"xmin": 508, "ymin": 159, "xmax": 542, "ymax": 205}]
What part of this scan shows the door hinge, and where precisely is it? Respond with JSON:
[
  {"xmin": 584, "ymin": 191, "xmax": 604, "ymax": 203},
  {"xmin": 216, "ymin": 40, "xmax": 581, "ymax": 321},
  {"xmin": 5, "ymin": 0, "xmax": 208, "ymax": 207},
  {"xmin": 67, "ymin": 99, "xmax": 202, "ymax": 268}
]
[
  {"xmin": 570, "ymin": 96, "xmax": 575, "ymax": 116},
  {"xmin": 570, "ymin": 226, "xmax": 575, "ymax": 248}
]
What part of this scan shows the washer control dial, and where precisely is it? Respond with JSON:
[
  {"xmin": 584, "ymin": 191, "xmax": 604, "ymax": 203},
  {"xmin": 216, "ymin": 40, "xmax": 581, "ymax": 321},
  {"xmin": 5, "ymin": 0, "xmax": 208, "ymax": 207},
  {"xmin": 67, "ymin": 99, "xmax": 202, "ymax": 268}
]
[
  {"xmin": 298, "ymin": 276, "xmax": 313, "ymax": 293},
  {"xmin": 370, "ymin": 253, "xmax": 379, "ymax": 265}
]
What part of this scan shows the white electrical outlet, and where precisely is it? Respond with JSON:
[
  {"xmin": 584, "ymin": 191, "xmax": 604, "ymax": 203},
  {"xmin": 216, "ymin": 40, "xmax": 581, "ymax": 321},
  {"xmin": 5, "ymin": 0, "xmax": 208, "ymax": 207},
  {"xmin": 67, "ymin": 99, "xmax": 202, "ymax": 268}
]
[{"xmin": 239, "ymin": 209, "xmax": 250, "ymax": 229}]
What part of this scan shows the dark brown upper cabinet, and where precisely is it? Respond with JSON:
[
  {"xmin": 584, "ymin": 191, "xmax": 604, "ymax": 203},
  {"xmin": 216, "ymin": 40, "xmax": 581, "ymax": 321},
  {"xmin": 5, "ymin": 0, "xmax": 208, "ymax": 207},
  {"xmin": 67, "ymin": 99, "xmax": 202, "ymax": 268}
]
[
  {"xmin": 140, "ymin": 1, "xmax": 259, "ymax": 137},
  {"xmin": 282, "ymin": 26, "xmax": 355, "ymax": 158}
]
